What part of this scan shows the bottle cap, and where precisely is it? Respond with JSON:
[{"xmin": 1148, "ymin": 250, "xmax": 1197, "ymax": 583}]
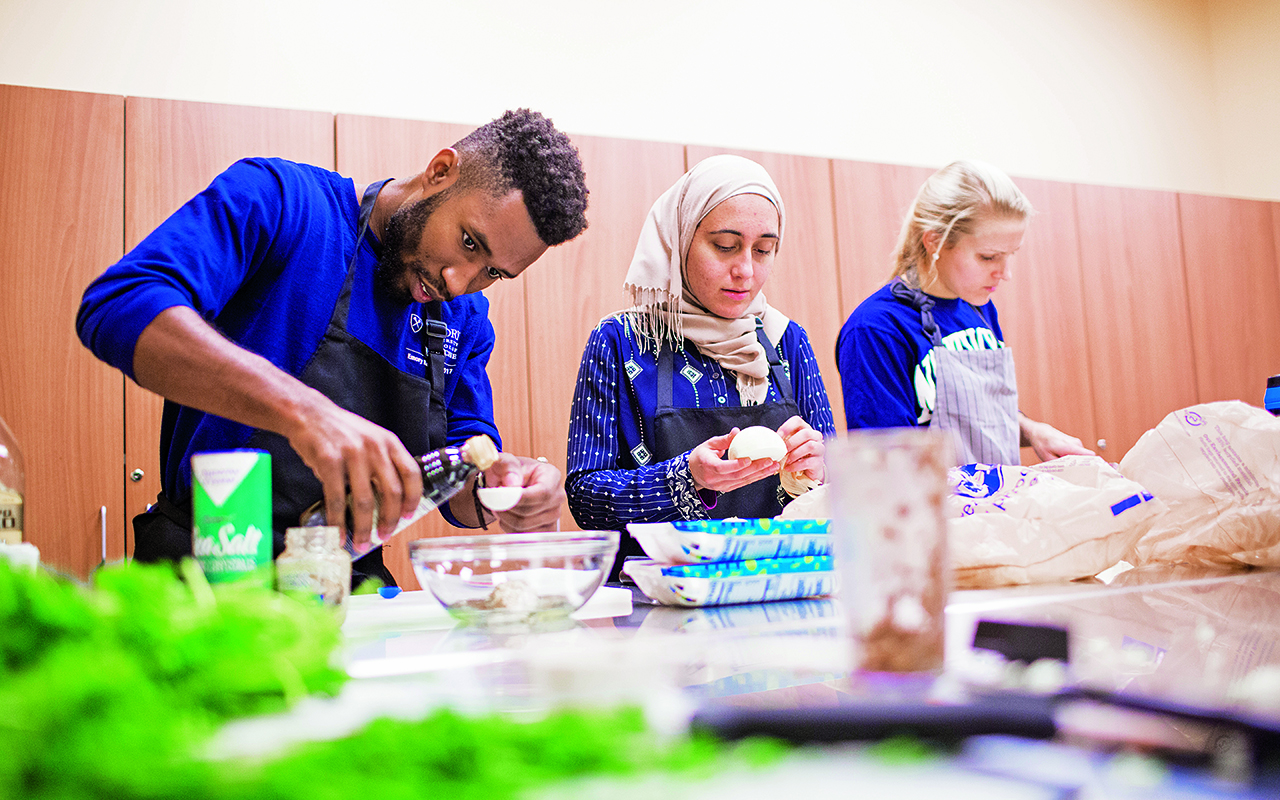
[{"xmin": 462, "ymin": 434, "xmax": 500, "ymax": 471}]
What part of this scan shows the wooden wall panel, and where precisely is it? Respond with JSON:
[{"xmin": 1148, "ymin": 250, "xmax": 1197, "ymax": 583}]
[
  {"xmin": 830, "ymin": 160, "xmax": 936, "ymax": 429},
  {"xmin": 1177, "ymin": 193, "xmax": 1280, "ymax": 407},
  {"xmin": 335, "ymin": 114, "xmax": 522, "ymax": 588},
  {"xmin": 832, "ymin": 160, "xmax": 936, "ymax": 320},
  {"xmin": 123, "ymin": 97, "xmax": 334, "ymax": 556},
  {"xmin": 999, "ymin": 177, "xmax": 1099, "ymax": 461},
  {"xmin": 1274, "ymin": 203, "xmax": 1280, "ymax": 294},
  {"xmin": 1074, "ymin": 184, "xmax": 1199, "ymax": 460},
  {"xmin": 524, "ymin": 135, "xmax": 687, "ymax": 533},
  {"xmin": 0, "ymin": 85, "xmax": 125, "ymax": 577},
  {"xmin": 687, "ymin": 146, "xmax": 845, "ymax": 427}
]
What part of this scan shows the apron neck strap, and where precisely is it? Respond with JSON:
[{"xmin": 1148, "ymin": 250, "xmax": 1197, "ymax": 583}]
[
  {"xmin": 890, "ymin": 277, "xmax": 942, "ymax": 347},
  {"xmin": 355, "ymin": 179, "xmax": 392, "ymax": 250},
  {"xmin": 331, "ymin": 178, "xmax": 395, "ymax": 330}
]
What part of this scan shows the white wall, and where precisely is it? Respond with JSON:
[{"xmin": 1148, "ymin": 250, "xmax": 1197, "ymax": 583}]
[
  {"xmin": 1, "ymin": 0, "xmax": 1275, "ymax": 200},
  {"xmin": 1207, "ymin": 0, "xmax": 1280, "ymax": 202}
]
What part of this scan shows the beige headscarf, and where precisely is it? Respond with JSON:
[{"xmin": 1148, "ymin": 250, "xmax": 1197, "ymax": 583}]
[{"xmin": 622, "ymin": 155, "xmax": 791, "ymax": 406}]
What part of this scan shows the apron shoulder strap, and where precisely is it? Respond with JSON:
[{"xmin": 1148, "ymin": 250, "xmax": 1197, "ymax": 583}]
[
  {"xmin": 331, "ymin": 179, "xmax": 394, "ymax": 329},
  {"xmin": 755, "ymin": 322, "xmax": 795, "ymax": 404},
  {"xmin": 422, "ymin": 301, "xmax": 448, "ymax": 357},
  {"xmin": 890, "ymin": 277, "xmax": 942, "ymax": 347},
  {"xmin": 657, "ymin": 344, "xmax": 675, "ymax": 407},
  {"xmin": 421, "ymin": 299, "xmax": 449, "ymax": 447},
  {"xmin": 355, "ymin": 179, "xmax": 390, "ymax": 240}
]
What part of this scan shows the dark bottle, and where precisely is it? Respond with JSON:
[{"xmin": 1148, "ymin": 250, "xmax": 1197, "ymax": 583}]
[
  {"xmin": 1267, "ymin": 376, "xmax": 1280, "ymax": 417},
  {"xmin": 300, "ymin": 434, "xmax": 500, "ymax": 533}
]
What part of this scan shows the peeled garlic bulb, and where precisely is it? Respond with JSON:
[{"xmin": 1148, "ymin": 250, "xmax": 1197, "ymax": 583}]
[
  {"xmin": 476, "ymin": 486, "xmax": 522, "ymax": 512},
  {"xmin": 727, "ymin": 425, "xmax": 819, "ymax": 498},
  {"xmin": 727, "ymin": 426, "xmax": 787, "ymax": 462}
]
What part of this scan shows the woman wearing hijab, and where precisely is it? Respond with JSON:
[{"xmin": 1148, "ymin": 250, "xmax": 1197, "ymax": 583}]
[
  {"xmin": 565, "ymin": 155, "xmax": 835, "ymax": 571},
  {"xmin": 836, "ymin": 159, "xmax": 1090, "ymax": 466}
]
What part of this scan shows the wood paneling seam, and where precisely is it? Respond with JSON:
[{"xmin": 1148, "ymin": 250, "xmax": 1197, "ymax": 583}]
[{"xmin": 1174, "ymin": 193, "xmax": 1204, "ymax": 404}]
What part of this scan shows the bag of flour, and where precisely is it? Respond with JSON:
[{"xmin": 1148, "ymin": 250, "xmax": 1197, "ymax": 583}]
[
  {"xmin": 1119, "ymin": 401, "xmax": 1280, "ymax": 568},
  {"xmin": 947, "ymin": 455, "xmax": 1164, "ymax": 588}
]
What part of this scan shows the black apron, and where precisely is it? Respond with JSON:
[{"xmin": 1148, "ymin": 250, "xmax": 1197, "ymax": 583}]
[
  {"xmin": 614, "ymin": 326, "xmax": 800, "ymax": 578},
  {"xmin": 133, "ymin": 179, "xmax": 449, "ymax": 587}
]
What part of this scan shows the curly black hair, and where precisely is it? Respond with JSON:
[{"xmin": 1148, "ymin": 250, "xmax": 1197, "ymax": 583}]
[{"xmin": 452, "ymin": 109, "xmax": 589, "ymax": 246}]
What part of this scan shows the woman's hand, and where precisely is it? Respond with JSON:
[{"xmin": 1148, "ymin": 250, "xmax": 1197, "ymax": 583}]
[
  {"xmin": 688, "ymin": 428, "xmax": 780, "ymax": 493},
  {"xmin": 1019, "ymin": 415, "xmax": 1094, "ymax": 462},
  {"xmin": 778, "ymin": 416, "xmax": 825, "ymax": 484}
]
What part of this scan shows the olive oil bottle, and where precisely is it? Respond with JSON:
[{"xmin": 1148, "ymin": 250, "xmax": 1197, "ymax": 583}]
[{"xmin": 300, "ymin": 434, "xmax": 500, "ymax": 535}]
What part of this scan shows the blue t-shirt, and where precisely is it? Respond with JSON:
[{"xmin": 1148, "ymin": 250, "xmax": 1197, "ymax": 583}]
[
  {"xmin": 566, "ymin": 315, "xmax": 836, "ymax": 530},
  {"xmin": 76, "ymin": 158, "xmax": 500, "ymax": 512},
  {"xmin": 836, "ymin": 281, "xmax": 1005, "ymax": 430}
]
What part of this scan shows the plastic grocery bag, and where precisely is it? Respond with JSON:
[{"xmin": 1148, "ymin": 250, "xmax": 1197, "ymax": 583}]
[
  {"xmin": 778, "ymin": 483, "xmax": 829, "ymax": 520},
  {"xmin": 1119, "ymin": 401, "xmax": 1280, "ymax": 568},
  {"xmin": 947, "ymin": 455, "xmax": 1165, "ymax": 588}
]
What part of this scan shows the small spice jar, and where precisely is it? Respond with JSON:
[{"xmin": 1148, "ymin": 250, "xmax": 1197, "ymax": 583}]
[{"xmin": 277, "ymin": 526, "xmax": 352, "ymax": 623}]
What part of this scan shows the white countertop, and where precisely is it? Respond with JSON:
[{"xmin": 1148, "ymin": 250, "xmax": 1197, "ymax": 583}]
[{"xmin": 210, "ymin": 568, "xmax": 1280, "ymax": 797}]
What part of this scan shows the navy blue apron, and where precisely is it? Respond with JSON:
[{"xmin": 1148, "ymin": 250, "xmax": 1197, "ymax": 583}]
[
  {"xmin": 133, "ymin": 179, "xmax": 449, "ymax": 587},
  {"xmin": 613, "ymin": 325, "xmax": 799, "ymax": 578}
]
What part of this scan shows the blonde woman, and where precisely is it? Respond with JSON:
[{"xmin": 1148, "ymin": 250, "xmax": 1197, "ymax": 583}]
[{"xmin": 835, "ymin": 160, "xmax": 1089, "ymax": 466}]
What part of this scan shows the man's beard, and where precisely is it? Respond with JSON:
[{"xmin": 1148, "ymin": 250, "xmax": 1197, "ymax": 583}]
[{"xmin": 375, "ymin": 187, "xmax": 452, "ymax": 305}]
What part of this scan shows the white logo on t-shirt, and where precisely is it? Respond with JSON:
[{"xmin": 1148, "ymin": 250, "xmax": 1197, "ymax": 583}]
[{"xmin": 914, "ymin": 326, "xmax": 1004, "ymax": 421}]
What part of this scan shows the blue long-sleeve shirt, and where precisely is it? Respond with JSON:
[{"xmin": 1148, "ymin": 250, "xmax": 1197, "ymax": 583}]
[
  {"xmin": 76, "ymin": 157, "xmax": 501, "ymax": 517},
  {"xmin": 836, "ymin": 281, "xmax": 1005, "ymax": 430},
  {"xmin": 566, "ymin": 314, "xmax": 836, "ymax": 529}
]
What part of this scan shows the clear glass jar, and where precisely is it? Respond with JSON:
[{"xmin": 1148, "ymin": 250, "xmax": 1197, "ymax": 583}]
[
  {"xmin": 827, "ymin": 428, "xmax": 953, "ymax": 673},
  {"xmin": 0, "ymin": 415, "xmax": 25, "ymax": 545},
  {"xmin": 277, "ymin": 526, "xmax": 352, "ymax": 623}
]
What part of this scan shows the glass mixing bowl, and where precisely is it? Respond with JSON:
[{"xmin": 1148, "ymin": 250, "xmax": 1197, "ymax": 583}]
[{"xmin": 409, "ymin": 531, "xmax": 619, "ymax": 627}]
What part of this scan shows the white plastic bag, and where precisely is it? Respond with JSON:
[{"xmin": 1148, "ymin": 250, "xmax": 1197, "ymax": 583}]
[
  {"xmin": 947, "ymin": 455, "xmax": 1165, "ymax": 588},
  {"xmin": 1119, "ymin": 401, "xmax": 1280, "ymax": 568},
  {"xmin": 778, "ymin": 483, "xmax": 829, "ymax": 520}
]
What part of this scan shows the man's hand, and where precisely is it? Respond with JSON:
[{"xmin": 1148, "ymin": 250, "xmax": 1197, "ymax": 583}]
[
  {"xmin": 287, "ymin": 400, "xmax": 422, "ymax": 553},
  {"xmin": 778, "ymin": 416, "xmax": 826, "ymax": 484},
  {"xmin": 483, "ymin": 454, "xmax": 565, "ymax": 532},
  {"xmin": 688, "ymin": 428, "xmax": 781, "ymax": 493}
]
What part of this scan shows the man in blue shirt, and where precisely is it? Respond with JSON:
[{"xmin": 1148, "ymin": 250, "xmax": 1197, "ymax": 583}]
[{"xmin": 77, "ymin": 109, "xmax": 588, "ymax": 573}]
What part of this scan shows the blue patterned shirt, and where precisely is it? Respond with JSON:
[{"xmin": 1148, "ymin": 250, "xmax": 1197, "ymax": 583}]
[{"xmin": 566, "ymin": 315, "xmax": 836, "ymax": 530}]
